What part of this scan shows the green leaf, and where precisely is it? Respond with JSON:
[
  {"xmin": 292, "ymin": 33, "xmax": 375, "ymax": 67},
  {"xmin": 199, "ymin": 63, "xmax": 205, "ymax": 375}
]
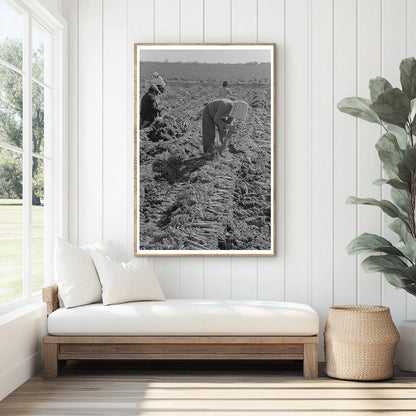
[
  {"xmin": 346, "ymin": 196, "xmax": 406, "ymax": 219},
  {"xmin": 391, "ymin": 187, "xmax": 409, "ymax": 213},
  {"xmin": 394, "ymin": 130, "xmax": 410, "ymax": 150},
  {"xmin": 404, "ymin": 282, "xmax": 416, "ymax": 296},
  {"xmin": 362, "ymin": 254, "xmax": 408, "ymax": 272},
  {"xmin": 401, "ymin": 167, "xmax": 412, "ymax": 190},
  {"xmin": 403, "ymin": 146, "xmax": 416, "ymax": 172},
  {"xmin": 373, "ymin": 178, "xmax": 388, "ymax": 186},
  {"xmin": 373, "ymin": 178, "xmax": 411, "ymax": 192},
  {"xmin": 389, "ymin": 218, "xmax": 409, "ymax": 241},
  {"xmin": 412, "ymin": 115, "xmax": 416, "ymax": 134},
  {"xmin": 384, "ymin": 166, "xmax": 399, "ymax": 180},
  {"xmin": 337, "ymin": 97, "xmax": 382, "ymax": 125},
  {"xmin": 369, "ymin": 77, "xmax": 393, "ymax": 102},
  {"xmin": 386, "ymin": 178, "xmax": 410, "ymax": 191},
  {"xmin": 347, "ymin": 233, "xmax": 403, "ymax": 256},
  {"xmin": 398, "ymin": 161, "xmax": 412, "ymax": 185},
  {"xmin": 402, "ymin": 265, "xmax": 416, "ymax": 282},
  {"xmin": 370, "ymin": 88, "xmax": 410, "ymax": 127},
  {"xmin": 397, "ymin": 240, "xmax": 416, "ymax": 263},
  {"xmin": 410, "ymin": 98, "xmax": 416, "ymax": 122},
  {"xmin": 361, "ymin": 255, "xmax": 415, "ymax": 288},
  {"xmin": 375, "ymin": 132, "xmax": 404, "ymax": 173},
  {"xmin": 400, "ymin": 57, "xmax": 416, "ymax": 100},
  {"xmin": 411, "ymin": 99, "xmax": 416, "ymax": 133},
  {"xmin": 383, "ymin": 272, "xmax": 412, "ymax": 288}
]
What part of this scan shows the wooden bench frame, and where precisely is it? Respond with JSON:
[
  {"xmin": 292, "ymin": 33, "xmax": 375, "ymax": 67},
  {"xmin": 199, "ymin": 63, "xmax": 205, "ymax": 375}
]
[{"xmin": 42, "ymin": 285, "xmax": 319, "ymax": 379}]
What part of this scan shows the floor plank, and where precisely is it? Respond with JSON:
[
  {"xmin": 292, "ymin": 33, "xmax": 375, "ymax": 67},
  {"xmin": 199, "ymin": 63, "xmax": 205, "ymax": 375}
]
[{"xmin": 1, "ymin": 361, "xmax": 416, "ymax": 415}]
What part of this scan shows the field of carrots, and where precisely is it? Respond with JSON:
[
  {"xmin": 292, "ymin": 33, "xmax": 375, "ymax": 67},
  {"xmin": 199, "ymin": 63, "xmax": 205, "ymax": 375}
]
[{"xmin": 138, "ymin": 62, "xmax": 273, "ymax": 251}]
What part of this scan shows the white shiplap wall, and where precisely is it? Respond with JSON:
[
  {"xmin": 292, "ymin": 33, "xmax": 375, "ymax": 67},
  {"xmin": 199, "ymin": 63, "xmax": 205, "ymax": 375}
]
[{"xmin": 61, "ymin": 0, "xmax": 416, "ymax": 356}]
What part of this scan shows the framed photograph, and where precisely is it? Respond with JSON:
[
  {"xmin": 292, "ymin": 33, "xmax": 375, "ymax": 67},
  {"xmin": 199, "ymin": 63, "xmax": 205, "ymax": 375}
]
[{"xmin": 134, "ymin": 44, "xmax": 275, "ymax": 256}]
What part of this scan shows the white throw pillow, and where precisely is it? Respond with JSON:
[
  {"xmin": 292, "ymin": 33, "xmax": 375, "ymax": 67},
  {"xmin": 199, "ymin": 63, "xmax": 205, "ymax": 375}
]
[
  {"xmin": 90, "ymin": 252, "xmax": 165, "ymax": 306},
  {"xmin": 81, "ymin": 240, "xmax": 115, "ymax": 259},
  {"xmin": 55, "ymin": 239, "xmax": 114, "ymax": 308}
]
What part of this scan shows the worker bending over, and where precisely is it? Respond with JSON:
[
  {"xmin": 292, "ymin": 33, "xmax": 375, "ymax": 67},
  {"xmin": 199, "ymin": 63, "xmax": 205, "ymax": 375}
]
[
  {"xmin": 201, "ymin": 99, "xmax": 249, "ymax": 155},
  {"xmin": 140, "ymin": 85, "xmax": 163, "ymax": 129}
]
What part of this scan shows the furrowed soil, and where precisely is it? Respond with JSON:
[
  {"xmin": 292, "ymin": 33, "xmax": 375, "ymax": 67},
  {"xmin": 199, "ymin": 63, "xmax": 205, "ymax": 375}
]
[{"xmin": 139, "ymin": 64, "xmax": 272, "ymax": 251}]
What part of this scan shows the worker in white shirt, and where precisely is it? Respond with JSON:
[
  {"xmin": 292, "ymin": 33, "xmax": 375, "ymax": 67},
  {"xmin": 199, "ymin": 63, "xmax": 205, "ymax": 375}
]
[
  {"xmin": 152, "ymin": 72, "xmax": 166, "ymax": 93},
  {"xmin": 219, "ymin": 81, "xmax": 232, "ymax": 98}
]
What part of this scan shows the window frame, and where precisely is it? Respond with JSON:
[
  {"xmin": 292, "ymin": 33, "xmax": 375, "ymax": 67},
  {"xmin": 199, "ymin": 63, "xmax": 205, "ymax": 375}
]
[{"xmin": 0, "ymin": 0, "xmax": 67, "ymax": 315}]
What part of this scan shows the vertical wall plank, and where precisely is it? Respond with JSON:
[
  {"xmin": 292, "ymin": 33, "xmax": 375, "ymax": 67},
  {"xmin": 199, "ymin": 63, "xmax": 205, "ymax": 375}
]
[
  {"xmin": 205, "ymin": 258, "xmax": 231, "ymax": 298},
  {"xmin": 102, "ymin": 0, "xmax": 128, "ymax": 260},
  {"xmin": 180, "ymin": 0, "xmax": 203, "ymax": 43},
  {"xmin": 178, "ymin": 0, "xmax": 205, "ymax": 298},
  {"xmin": 381, "ymin": 0, "xmax": 407, "ymax": 322},
  {"xmin": 61, "ymin": 0, "xmax": 77, "ymax": 245},
  {"xmin": 284, "ymin": 0, "xmax": 309, "ymax": 304},
  {"xmin": 204, "ymin": 0, "xmax": 231, "ymax": 43},
  {"xmin": 407, "ymin": 0, "xmax": 416, "ymax": 56},
  {"xmin": 356, "ymin": 0, "xmax": 382, "ymax": 305},
  {"xmin": 407, "ymin": 0, "xmax": 416, "ymax": 319},
  {"xmin": 155, "ymin": 0, "xmax": 180, "ymax": 43},
  {"xmin": 127, "ymin": 0, "xmax": 154, "ymax": 42},
  {"xmin": 180, "ymin": 258, "xmax": 204, "ymax": 298},
  {"xmin": 231, "ymin": 258, "xmax": 258, "ymax": 299},
  {"xmin": 231, "ymin": 0, "xmax": 257, "ymax": 41},
  {"xmin": 77, "ymin": 0, "xmax": 103, "ymax": 245},
  {"xmin": 310, "ymin": 0, "xmax": 333, "ymax": 359},
  {"xmin": 228, "ymin": 0, "xmax": 258, "ymax": 300},
  {"xmin": 151, "ymin": 0, "xmax": 181, "ymax": 298},
  {"xmin": 333, "ymin": 0, "xmax": 357, "ymax": 305},
  {"xmin": 203, "ymin": 0, "xmax": 232, "ymax": 299},
  {"xmin": 257, "ymin": 0, "xmax": 285, "ymax": 301},
  {"xmin": 154, "ymin": 259, "xmax": 181, "ymax": 298},
  {"xmin": 127, "ymin": 0, "xmax": 154, "ymax": 262}
]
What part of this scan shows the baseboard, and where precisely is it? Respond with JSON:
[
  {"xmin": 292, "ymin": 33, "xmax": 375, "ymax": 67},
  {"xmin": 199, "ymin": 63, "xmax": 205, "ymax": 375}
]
[{"xmin": 0, "ymin": 350, "xmax": 42, "ymax": 401}]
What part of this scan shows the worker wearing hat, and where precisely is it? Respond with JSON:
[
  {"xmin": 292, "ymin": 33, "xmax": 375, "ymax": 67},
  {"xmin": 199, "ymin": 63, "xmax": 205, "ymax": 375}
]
[
  {"xmin": 151, "ymin": 72, "xmax": 166, "ymax": 93},
  {"xmin": 201, "ymin": 99, "xmax": 249, "ymax": 155},
  {"xmin": 140, "ymin": 84, "xmax": 163, "ymax": 129}
]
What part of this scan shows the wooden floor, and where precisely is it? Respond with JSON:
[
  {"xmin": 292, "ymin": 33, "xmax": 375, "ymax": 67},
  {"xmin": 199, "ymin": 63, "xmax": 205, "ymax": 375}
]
[{"xmin": 1, "ymin": 360, "xmax": 416, "ymax": 415}]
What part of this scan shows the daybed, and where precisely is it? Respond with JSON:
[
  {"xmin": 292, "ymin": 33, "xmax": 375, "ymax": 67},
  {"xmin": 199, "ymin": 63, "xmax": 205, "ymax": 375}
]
[{"xmin": 42, "ymin": 284, "xmax": 320, "ymax": 379}]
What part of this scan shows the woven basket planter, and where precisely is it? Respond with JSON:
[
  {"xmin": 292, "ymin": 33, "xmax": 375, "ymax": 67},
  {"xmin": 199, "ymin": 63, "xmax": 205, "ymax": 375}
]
[{"xmin": 324, "ymin": 305, "xmax": 399, "ymax": 381}]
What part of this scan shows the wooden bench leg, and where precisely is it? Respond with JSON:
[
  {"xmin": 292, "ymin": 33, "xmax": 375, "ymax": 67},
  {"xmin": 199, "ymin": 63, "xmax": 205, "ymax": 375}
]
[
  {"xmin": 44, "ymin": 343, "xmax": 59, "ymax": 379},
  {"xmin": 303, "ymin": 343, "xmax": 318, "ymax": 379}
]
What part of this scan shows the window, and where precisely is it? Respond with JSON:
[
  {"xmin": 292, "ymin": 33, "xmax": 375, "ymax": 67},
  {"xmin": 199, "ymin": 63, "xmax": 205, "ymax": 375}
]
[{"xmin": 0, "ymin": 0, "xmax": 66, "ymax": 312}]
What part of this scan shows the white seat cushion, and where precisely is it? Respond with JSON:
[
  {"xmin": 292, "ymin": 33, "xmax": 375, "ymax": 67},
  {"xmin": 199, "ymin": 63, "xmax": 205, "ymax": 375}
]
[{"xmin": 47, "ymin": 299, "xmax": 319, "ymax": 336}]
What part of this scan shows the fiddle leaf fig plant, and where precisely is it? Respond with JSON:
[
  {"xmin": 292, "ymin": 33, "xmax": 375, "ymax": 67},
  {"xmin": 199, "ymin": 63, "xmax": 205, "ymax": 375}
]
[{"xmin": 338, "ymin": 57, "xmax": 416, "ymax": 297}]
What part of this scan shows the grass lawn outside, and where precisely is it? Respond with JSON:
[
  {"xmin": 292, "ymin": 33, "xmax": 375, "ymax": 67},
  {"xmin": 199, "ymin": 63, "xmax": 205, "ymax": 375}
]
[{"xmin": 0, "ymin": 199, "xmax": 44, "ymax": 305}]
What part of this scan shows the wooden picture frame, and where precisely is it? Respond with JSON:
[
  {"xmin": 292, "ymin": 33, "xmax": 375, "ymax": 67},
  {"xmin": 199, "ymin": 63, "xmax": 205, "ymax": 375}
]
[{"xmin": 134, "ymin": 44, "xmax": 276, "ymax": 256}]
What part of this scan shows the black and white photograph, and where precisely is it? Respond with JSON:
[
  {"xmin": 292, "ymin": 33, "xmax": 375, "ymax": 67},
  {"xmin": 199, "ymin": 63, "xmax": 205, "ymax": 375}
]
[{"xmin": 134, "ymin": 44, "xmax": 275, "ymax": 256}]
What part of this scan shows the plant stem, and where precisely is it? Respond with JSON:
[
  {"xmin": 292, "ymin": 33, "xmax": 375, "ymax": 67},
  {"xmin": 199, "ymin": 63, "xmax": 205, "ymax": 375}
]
[{"xmin": 409, "ymin": 123, "xmax": 416, "ymax": 238}]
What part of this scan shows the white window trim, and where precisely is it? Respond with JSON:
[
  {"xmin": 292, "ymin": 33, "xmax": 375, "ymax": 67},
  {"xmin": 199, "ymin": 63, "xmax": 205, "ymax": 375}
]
[{"xmin": 0, "ymin": 0, "xmax": 67, "ymax": 314}]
